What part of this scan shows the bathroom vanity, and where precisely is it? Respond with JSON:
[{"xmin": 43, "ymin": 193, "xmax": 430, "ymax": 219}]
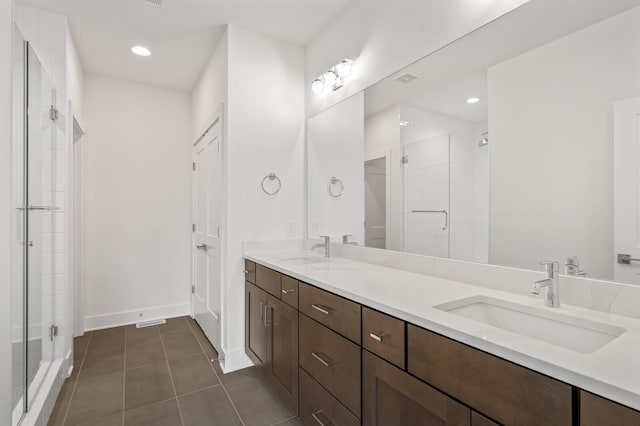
[{"xmin": 243, "ymin": 249, "xmax": 640, "ymax": 426}]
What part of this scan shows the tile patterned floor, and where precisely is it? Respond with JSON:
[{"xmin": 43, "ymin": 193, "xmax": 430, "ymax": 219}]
[{"xmin": 48, "ymin": 316, "xmax": 301, "ymax": 426}]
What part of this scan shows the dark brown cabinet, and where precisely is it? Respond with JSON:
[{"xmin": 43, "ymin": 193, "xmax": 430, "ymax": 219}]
[
  {"xmin": 408, "ymin": 325, "xmax": 572, "ymax": 426},
  {"xmin": 580, "ymin": 391, "xmax": 640, "ymax": 426},
  {"xmin": 363, "ymin": 350, "xmax": 471, "ymax": 426},
  {"xmin": 245, "ymin": 281, "xmax": 298, "ymax": 412},
  {"xmin": 245, "ymin": 282, "xmax": 268, "ymax": 372},
  {"xmin": 265, "ymin": 295, "xmax": 298, "ymax": 412},
  {"xmin": 299, "ymin": 368, "xmax": 360, "ymax": 426}
]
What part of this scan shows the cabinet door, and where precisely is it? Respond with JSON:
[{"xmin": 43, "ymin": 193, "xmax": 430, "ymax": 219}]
[
  {"xmin": 580, "ymin": 391, "xmax": 640, "ymax": 426},
  {"xmin": 265, "ymin": 295, "xmax": 298, "ymax": 412},
  {"xmin": 245, "ymin": 282, "xmax": 268, "ymax": 371},
  {"xmin": 363, "ymin": 350, "xmax": 470, "ymax": 426}
]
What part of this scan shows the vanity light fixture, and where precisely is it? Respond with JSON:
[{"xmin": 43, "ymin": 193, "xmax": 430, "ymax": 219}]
[
  {"xmin": 131, "ymin": 45, "xmax": 151, "ymax": 56},
  {"xmin": 466, "ymin": 97, "xmax": 480, "ymax": 104},
  {"xmin": 311, "ymin": 58, "xmax": 354, "ymax": 95}
]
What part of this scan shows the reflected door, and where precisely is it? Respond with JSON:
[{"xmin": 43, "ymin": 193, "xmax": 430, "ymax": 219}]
[
  {"xmin": 403, "ymin": 134, "xmax": 450, "ymax": 257},
  {"xmin": 193, "ymin": 117, "xmax": 222, "ymax": 352},
  {"xmin": 613, "ymin": 97, "xmax": 640, "ymax": 284},
  {"xmin": 365, "ymin": 157, "xmax": 387, "ymax": 249}
]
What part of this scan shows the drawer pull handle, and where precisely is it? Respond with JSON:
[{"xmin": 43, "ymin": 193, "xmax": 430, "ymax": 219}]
[
  {"xmin": 311, "ymin": 352, "xmax": 333, "ymax": 367},
  {"xmin": 312, "ymin": 411, "xmax": 334, "ymax": 426},
  {"xmin": 369, "ymin": 332, "xmax": 385, "ymax": 342},
  {"xmin": 312, "ymin": 304, "xmax": 333, "ymax": 315},
  {"xmin": 282, "ymin": 288, "xmax": 296, "ymax": 294}
]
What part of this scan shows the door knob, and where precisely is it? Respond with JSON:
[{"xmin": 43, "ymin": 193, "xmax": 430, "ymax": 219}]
[{"xmin": 196, "ymin": 244, "xmax": 208, "ymax": 251}]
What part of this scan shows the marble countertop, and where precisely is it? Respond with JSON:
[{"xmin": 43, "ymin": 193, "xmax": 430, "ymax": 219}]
[{"xmin": 244, "ymin": 247, "xmax": 640, "ymax": 411}]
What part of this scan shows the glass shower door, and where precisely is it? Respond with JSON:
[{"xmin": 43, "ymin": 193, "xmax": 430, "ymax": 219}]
[
  {"xmin": 25, "ymin": 41, "xmax": 58, "ymax": 411},
  {"xmin": 11, "ymin": 35, "xmax": 59, "ymax": 423},
  {"xmin": 403, "ymin": 134, "xmax": 451, "ymax": 257}
]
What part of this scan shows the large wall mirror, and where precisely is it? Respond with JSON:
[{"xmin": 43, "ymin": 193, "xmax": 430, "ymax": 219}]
[{"xmin": 307, "ymin": 0, "xmax": 640, "ymax": 285}]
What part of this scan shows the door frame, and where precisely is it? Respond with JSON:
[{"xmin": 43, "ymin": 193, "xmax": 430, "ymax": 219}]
[
  {"xmin": 191, "ymin": 105, "xmax": 226, "ymax": 352},
  {"xmin": 364, "ymin": 149, "xmax": 391, "ymax": 249}
]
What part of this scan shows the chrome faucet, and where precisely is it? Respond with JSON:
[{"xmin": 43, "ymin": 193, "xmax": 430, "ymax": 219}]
[
  {"xmin": 531, "ymin": 261, "xmax": 560, "ymax": 307},
  {"xmin": 564, "ymin": 257, "xmax": 586, "ymax": 277},
  {"xmin": 312, "ymin": 236, "xmax": 331, "ymax": 258},
  {"xmin": 342, "ymin": 234, "xmax": 358, "ymax": 245}
]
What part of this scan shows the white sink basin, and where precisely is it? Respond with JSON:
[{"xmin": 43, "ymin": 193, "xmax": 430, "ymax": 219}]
[
  {"xmin": 274, "ymin": 254, "xmax": 329, "ymax": 265},
  {"xmin": 434, "ymin": 296, "xmax": 625, "ymax": 354}
]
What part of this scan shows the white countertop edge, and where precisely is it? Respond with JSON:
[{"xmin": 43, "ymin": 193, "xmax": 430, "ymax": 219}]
[{"xmin": 244, "ymin": 253, "xmax": 640, "ymax": 411}]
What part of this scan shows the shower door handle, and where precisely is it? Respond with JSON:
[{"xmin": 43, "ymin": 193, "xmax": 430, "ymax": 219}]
[{"xmin": 411, "ymin": 210, "xmax": 448, "ymax": 230}]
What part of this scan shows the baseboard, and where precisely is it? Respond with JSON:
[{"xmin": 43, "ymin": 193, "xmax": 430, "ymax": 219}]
[
  {"xmin": 218, "ymin": 348, "xmax": 253, "ymax": 374},
  {"xmin": 84, "ymin": 303, "xmax": 190, "ymax": 331}
]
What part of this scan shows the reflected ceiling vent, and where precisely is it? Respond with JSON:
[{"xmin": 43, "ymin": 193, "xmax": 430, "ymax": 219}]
[
  {"xmin": 141, "ymin": 0, "xmax": 164, "ymax": 7},
  {"xmin": 396, "ymin": 73, "xmax": 419, "ymax": 83}
]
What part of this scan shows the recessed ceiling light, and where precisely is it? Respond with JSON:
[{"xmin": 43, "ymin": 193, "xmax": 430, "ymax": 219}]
[
  {"xmin": 466, "ymin": 97, "xmax": 480, "ymax": 104},
  {"xmin": 400, "ymin": 121, "xmax": 410, "ymax": 127},
  {"xmin": 131, "ymin": 46, "xmax": 151, "ymax": 57}
]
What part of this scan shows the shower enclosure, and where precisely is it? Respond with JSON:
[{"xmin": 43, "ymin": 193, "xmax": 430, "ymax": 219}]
[
  {"xmin": 12, "ymin": 26, "xmax": 65, "ymax": 424},
  {"xmin": 402, "ymin": 129, "xmax": 489, "ymax": 263}
]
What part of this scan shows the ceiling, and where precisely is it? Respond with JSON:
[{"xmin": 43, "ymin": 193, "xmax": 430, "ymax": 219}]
[
  {"xmin": 365, "ymin": 0, "xmax": 640, "ymax": 123},
  {"xmin": 19, "ymin": 0, "xmax": 353, "ymax": 91}
]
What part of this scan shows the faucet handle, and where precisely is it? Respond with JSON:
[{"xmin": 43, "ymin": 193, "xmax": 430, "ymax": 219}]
[
  {"xmin": 540, "ymin": 261, "xmax": 559, "ymax": 276},
  {"xmin": 319, "ymin": 235, "xmax": 330, "ymax": 243},
  {"xmin": 342, "ymin": 234, "xmax": 353, "ymax": 243}
]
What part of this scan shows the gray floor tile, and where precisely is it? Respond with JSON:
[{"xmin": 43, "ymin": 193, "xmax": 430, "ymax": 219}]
[
  {"xmin": 178, "ymin": 387, "xmax": 242, "ymax": 426},
  {"xmin": 65, "ymin": 370, "xmax": 124, "ymax": 426},
  {"xmin": 74, "ymin": 412, "xmax": 123, "ymax": 426},
  {"xmin": 47, "ymin": 381, "xmax": 74, "ymax": 426},
  {"xmin": 169, "ymin": 353, "xmax": 219, "ymax": 396},
  {"xmin": 218, "ymin": 366, "xmax": 294, "ymax": 426},
  {"xmin": 80, "ymin": 343, "xmax": 125, "ymax": 379},
  {"xmin": 159, "ymin": 326, "xmax": 202, "ymax": 361},
  {"xmin": 124, "ymin": 398, "xmax": 182, "ymax": 426},
  {"xmin": 271, "ymin": 418, "xmax": 302, "ymax": 426},
  {"xmin": 125, "ymin": 362, "xmax": 174, "ymax": 410},
  {"xmin": 125, "ymin": 326, "xmax": 165, "ymax": 369}
]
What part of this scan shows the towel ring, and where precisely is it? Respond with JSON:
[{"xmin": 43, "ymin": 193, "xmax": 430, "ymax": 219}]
[
  {"xmin": 328, "ymin": 177, "xmax": 344, "ymax": 198},
  {"xmin": 261, "ymin": 173, "xmax": 281, "ymax": 195}
]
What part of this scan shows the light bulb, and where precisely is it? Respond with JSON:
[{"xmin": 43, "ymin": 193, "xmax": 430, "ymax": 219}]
[
  {"xmin": 311, "ymin": 79, "xmax": 324, "ymax": 95},
  {"xmin": 335, "ymin": 60, "xmax": 351, "ymax": 78},
  {"xmin": 324, "ymin": 70, "xmax": 338, "ymax": 87},
  {"xmin": 131, "ymin": 46, "xmax": 151, "ymax": 57},
  {"xmin": 466, "ymin": 97, "xmax": 480, "ymax": 104}
]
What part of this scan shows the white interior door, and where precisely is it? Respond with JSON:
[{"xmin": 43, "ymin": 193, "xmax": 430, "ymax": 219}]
[
  {"xmin": 614, "ymin": 97, "xmax": 640, "ymax": 284},
  {"xmin": 193, "ymin": 117, "xmax": 222, "ymax": 351}
]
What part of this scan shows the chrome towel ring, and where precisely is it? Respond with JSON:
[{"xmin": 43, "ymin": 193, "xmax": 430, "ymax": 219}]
[
  {"xmin": 328, "ymin": 177, "xmax": 344, "ymax": 197},
  {"xmin": 261, "ymin": 172, "xmax": 282, "ymax": 195}
]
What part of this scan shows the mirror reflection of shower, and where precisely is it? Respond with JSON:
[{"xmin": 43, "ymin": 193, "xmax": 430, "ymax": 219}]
[{"xmin": 402, "ymin": 124, "xmax": 489, "ymax": 263}]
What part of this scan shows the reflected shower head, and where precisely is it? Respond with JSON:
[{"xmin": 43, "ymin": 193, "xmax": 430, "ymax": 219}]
[{"xmin": 477, "ymin": 133, "xmax": 489, "ymax": 147}]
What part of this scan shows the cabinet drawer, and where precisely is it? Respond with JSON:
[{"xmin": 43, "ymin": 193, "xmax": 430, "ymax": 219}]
[
  {"xmin": 580, "ymin": 391, "xmax": 640, "ymax": 425},
  {"xmin": 280, "ymin": 275, "xmax": 298, "ymax": 309},
  {"xmin": 256, "ymin": 264, "xmax": 281, "ymax": 298},
  {"xmin": 362, "ymin": 307, "xmax": 405, "ymax": 369},
  {"xmin": 363, "ymin": 350, "xmax": 470, "ymax": 426},
  {"xmin": 299, "ymin": 368, "xmax": 359, "ymax": 426},
  {"xmin": 408, "ymin": 325, "xmax": 572, "ymax": 426},
  {"xmin": 244, "ymin": 260, "xmax": 256, "ymax": 284},
  {"xmin": 299, "ymin": 282, "xmax": 361, "ymax": 343},
  {"xmin": 299, "ymin": 314, "xmax": 361, "ymax": 417}
]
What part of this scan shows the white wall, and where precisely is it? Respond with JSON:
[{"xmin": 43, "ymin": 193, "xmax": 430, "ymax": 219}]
[
  {"xmin": 489, "ymin": 6, "xmax": 640, "ymax": 278},
  {"xmin": 1, "ymin": 0, "xmax": 14, "ymax": 422},
  {"xmin": 66, "ymin": 30, "xmax": 84, "ymax": 125},
  {"xmin": 193, "ymin": 25, "xmax": 305, "ymax": 370},
  {"xmin": 83, "ymin": 74, "xmax": 192, "ymax": 329},
  {"xmin": 305, "ymin": 0, "xmax": 530, "ymax": 116},
  {"xmin": 192, "ymin": 29, "xmax": 228, "ymax": 139},
  {"xmin": 308, "ymin": 93, "xmax": 365, "ymax": 243}
]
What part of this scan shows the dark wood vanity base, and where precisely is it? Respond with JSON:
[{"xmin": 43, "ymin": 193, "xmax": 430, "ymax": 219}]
[{"xmin": 244, "ymin": 259, "xmax": 640, "ymax": 425}]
